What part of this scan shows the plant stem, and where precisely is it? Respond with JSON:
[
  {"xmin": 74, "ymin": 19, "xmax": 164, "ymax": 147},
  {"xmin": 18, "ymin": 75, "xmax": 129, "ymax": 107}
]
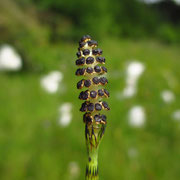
[{"xmin": 85, "ymin": 123, "xmax": 106, "ymax": 180}]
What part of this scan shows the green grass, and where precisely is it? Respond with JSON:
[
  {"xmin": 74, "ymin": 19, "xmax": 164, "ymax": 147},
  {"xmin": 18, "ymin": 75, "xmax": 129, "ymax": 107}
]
[{"xmin": 0, "ymin": 38, "xmax": 180, "ymax": 180}]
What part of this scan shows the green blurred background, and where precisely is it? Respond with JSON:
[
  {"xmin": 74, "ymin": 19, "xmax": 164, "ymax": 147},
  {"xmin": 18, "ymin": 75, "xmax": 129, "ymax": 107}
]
[{"xmin": 0, "ymin": 0, "xmax": 180, "ymax": 179}]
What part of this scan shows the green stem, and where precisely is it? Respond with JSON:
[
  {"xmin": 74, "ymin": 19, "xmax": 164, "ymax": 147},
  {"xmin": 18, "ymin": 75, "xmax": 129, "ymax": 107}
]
[
  {"xmin": 85, "ymin": 123, "xmax": 106, "ymax": 180},
  {"xmin": 86, "ymin": 147, "xmax": 99, "ymax": 180}
]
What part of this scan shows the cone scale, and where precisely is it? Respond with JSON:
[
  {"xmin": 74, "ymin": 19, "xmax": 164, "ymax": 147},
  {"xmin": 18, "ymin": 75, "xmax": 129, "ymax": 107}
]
[{"xmin": 75, "ymin": 35, "xmax": 110, "ymax": 180}]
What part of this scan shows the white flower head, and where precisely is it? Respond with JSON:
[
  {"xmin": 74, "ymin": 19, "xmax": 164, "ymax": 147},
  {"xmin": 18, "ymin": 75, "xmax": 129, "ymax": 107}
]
[
  {"xmin": 128, "ymin": 105, "xmax": 146, "ymax": 127},
  {"xmin": 161, "ymin": 90, "xmax": 175, "ymax": 104},
  {"xmin": 0, "ymin": 44, "xmax": 22, "ymax": 71},
  {"xmin": 68, "ymin": 161, "xmax": 80, "ymax": 179},
  {"xmin": 41, "ymin": 71, "xmax": 63, "ymax": 93},
  {"xmin": 122, "ymin": 61, "xmax": 145, "ymax": 98},
  {"xmin": 58, "ymin": 103, "xmax": 72, "ymax": 127},
  {"xmin": 172, "ymin": 110, "xmax": 180, "ymax": 121}
]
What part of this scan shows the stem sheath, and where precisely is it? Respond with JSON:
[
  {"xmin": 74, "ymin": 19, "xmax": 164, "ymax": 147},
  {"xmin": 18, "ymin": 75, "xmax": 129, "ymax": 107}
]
[{"xmin": 85, "ymin": 123, "xmax": 106, "ymax": 180}]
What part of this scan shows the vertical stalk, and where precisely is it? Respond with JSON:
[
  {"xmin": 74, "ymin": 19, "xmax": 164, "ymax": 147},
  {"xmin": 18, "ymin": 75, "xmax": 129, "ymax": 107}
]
[
  {"xmin": 85, "ymin": 123, "xmax": 106, "ymax": 180},
  {"xmin": 86, "ymin": 145, "xmax": 99, "ymax": 180},
  {"xmin": 75, "ymin": 35, "xmax": 109, "ymax": 179}
]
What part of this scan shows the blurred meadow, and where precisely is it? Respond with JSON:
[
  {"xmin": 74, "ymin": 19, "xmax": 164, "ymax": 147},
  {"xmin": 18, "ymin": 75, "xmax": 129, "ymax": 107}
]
[{"xmin": 0, "ymin": 0, "xmax": 180, "ymax": 179}]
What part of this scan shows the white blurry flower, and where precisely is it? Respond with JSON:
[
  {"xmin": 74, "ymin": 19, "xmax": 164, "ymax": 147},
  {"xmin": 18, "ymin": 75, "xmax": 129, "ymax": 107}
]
[
  {"xmin": 0, "ymin": 44, "xmax": 22, "ymax": 71},
  {"xmin": 41, "ymin": 71, "xmax": 63, "ymax": 93},
  {"xmin": 128, "ymin": 147, "xmax": 138, "ymax": 159},
  {"xmin": 161, "ymin": 90, "xmax": 175, "ymax": 104},
  {"xmin": 128, "ymin": 106, "xmax": 146, "ymax": 127},
  {"xmin": 123, "ymin": 86, "xmax": 137, "ymax": 98},
  {"xmin": 126, "ymin": 61, "xmax": 145, "ymax": 79},
  {"xmin": 138, "ymin": 0, "xmax": 162, "ymax": 4},
  {"xmin": 122, "ymin": 61, "xmax": 145, "ymax": 98},
  {"xmin": 58, "ymin": 103, "xmax": 72, "ymax": 127},
  {"xmin": 172, "ymin": 110, "xmax": 180, "ymax": 121},
  {"xmin": 141, "ymin": 0, "xmax": 180, "ymax": 5},
  {"xmin": 68, "ymin": 161, "xmax": 80, "ymax": 179},
  {"xmin": 174, "ymin": 0, "xmax": 180, "ymax": 5}
]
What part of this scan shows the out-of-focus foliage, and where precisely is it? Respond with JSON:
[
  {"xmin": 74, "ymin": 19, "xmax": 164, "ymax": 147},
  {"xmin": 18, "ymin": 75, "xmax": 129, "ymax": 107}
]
[
  {"xmin": 0, "ymin": 0, "xmax": 179, "ymax": 70},
  {"xmin": 0, "ymin": 0, "xmax": 180, "ymax": 180},
  {"xmin": 25, "ymin": 0, "xmax": 180, "ymax": 42}
]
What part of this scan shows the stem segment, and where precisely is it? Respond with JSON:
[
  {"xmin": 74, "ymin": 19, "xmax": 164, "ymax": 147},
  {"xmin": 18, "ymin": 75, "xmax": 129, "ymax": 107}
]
[{"xmin": 85, "ymin": 123, "xmax": 106, "ymax": 180}]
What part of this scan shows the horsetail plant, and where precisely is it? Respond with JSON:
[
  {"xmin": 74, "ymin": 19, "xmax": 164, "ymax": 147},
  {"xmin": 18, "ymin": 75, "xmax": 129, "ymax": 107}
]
[{"xmin": 75, "ymin": 35, "xmax": 110, "ymax": 180}]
